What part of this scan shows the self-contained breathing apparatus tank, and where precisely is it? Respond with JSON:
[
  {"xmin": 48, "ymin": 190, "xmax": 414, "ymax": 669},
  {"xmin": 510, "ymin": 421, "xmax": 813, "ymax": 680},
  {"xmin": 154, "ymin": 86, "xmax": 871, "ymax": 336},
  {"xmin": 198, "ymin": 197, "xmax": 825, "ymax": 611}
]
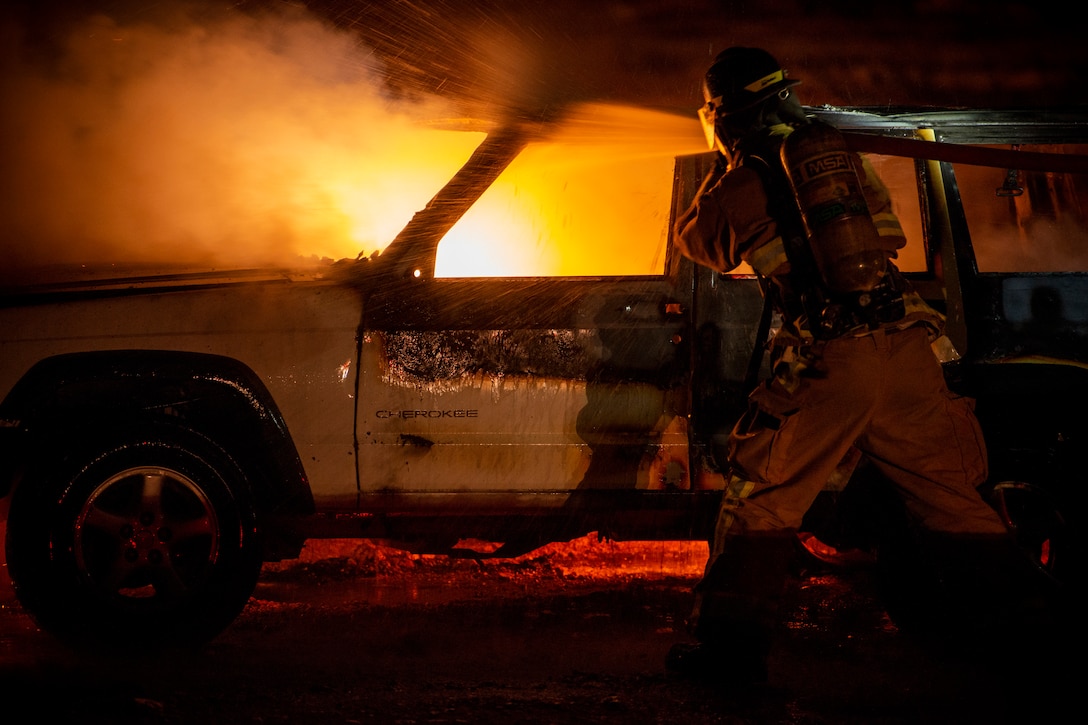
[
  {"xmin": 780, "ymin": 120, "xmax": 887, "ymax": 295},
  {"xmin": 699, "ymin": 46, "xmax": 903, "ymax": 337}
]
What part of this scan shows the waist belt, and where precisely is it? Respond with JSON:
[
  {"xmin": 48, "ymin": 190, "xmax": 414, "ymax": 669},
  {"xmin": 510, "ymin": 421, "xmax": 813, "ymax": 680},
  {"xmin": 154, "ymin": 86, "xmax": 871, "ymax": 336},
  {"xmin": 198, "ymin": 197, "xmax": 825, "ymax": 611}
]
[{"xmin": 812, "ymin": 289, "xmax": 906, "ymax": 340}]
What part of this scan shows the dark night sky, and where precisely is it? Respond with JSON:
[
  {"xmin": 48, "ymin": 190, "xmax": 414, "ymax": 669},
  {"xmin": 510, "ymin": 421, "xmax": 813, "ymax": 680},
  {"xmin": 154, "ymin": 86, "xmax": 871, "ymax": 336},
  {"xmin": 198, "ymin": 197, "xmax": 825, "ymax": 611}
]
[{"xmin": 4, "ymin": 0, "xmax": 1084, "ymax": 112}]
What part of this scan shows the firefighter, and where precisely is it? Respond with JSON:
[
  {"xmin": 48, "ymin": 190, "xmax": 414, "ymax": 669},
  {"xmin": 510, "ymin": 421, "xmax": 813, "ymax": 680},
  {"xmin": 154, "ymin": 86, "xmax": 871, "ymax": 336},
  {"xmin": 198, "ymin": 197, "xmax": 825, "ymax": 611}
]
[{"xmin": 667, "ymin": 46, "xmax": 1046, "ymax": 686}]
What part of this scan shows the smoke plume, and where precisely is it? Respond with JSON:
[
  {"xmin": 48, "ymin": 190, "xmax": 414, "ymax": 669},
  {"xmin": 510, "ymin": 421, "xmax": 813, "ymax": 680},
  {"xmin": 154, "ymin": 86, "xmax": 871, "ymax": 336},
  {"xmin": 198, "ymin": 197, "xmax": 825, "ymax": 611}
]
[{"xmin": 0, "ymin": 1, "xmax": 471, "ymax": 281}]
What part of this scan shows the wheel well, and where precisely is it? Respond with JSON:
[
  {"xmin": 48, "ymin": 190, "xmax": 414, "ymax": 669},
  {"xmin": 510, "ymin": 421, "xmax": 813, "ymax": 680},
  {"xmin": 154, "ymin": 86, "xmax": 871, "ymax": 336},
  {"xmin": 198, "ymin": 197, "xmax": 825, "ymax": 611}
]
[{"xmin": 1, "ymin": 350, "xmax": 315, "ymax": 525}]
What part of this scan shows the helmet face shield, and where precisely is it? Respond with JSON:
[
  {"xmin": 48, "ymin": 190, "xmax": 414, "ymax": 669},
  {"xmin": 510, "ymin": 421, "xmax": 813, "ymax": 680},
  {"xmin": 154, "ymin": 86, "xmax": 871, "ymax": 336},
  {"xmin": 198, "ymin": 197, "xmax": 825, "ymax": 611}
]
[{"xmin": 698, "ymin": 96, "xmax": 722, "ymax": 150}]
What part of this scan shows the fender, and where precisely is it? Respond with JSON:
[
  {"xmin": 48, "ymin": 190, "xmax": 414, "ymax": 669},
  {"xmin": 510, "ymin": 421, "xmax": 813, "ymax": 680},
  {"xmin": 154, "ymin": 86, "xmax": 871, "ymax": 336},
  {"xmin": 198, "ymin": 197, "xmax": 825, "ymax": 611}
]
[{"xmin": 0, "ymin": 349, "xmax": 314, "ymax": 519}]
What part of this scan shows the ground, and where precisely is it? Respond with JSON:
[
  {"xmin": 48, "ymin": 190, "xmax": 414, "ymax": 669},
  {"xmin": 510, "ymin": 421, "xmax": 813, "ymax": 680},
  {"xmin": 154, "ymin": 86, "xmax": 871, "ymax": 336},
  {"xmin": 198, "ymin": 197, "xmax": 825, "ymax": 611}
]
[{"xmin": 0, "ymin": 534, "xmax": 1073, "ymax": 724}]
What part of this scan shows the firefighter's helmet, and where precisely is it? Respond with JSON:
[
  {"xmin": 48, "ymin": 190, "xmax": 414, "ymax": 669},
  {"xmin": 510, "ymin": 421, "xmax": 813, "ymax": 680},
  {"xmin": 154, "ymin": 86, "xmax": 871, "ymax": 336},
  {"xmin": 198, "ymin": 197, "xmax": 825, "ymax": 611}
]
[{"xmin": 700, "ymin": 46, "xmax": 800, "ymax": 123}]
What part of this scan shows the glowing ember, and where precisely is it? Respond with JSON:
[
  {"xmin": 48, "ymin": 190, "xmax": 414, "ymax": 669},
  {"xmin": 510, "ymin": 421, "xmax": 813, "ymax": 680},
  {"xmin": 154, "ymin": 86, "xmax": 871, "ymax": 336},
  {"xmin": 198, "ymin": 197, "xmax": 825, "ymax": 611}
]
[{"xmin": 284, "ymin": 534, "xmax": 709, "ymax": 580}]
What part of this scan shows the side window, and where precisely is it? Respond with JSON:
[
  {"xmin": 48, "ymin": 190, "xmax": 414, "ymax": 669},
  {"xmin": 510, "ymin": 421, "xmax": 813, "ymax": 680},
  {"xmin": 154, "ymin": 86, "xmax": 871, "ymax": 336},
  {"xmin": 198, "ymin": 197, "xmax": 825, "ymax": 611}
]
[
  {"xmin": 433, "ymin": 141, "xmax": 675, "ymax": 278},
  {"xmin": 433, "ymin": 105, "xmax": 706, "ymax": 278},
  {"xmin": 954, "ymin": 144, "xmax": 1088, "ymax": 273}
]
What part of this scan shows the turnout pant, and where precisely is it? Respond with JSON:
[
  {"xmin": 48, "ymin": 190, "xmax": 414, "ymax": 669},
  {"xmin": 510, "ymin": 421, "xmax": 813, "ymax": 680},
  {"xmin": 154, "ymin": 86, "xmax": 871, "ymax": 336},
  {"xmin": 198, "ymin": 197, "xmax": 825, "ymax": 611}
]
[{"xmin": 691, "ymin": 325, "xmax": 1014, "ymax": 648}]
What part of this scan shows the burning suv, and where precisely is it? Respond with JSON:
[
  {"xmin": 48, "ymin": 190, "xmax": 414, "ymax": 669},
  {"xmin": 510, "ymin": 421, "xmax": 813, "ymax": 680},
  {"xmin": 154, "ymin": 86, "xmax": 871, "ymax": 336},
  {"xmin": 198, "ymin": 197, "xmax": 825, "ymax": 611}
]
[{"xmin": 1, "ymin": 104, "xmax": 1085, "ymax": 651}]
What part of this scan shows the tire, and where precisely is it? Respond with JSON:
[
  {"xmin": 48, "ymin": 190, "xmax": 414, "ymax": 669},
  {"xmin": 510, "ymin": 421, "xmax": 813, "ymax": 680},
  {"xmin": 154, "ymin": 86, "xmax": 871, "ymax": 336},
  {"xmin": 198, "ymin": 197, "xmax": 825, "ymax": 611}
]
[{"xmin": 4, "ymin": 422, "xmax": 262, "ymax": 652}]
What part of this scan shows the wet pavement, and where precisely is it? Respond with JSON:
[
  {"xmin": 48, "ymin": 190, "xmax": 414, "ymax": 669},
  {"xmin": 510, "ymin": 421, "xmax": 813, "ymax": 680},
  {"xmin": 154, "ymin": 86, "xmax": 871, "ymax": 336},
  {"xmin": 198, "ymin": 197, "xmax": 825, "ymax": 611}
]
[{"xmin": 0, "ymin": 534, "xmax": 1077, "ymax": 724}]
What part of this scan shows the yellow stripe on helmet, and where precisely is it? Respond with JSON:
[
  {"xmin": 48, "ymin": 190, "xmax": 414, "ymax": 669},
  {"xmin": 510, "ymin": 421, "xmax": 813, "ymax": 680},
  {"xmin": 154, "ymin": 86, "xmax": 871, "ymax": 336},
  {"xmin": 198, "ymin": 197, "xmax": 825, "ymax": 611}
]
[{"xmin": 744, "ymin": 70, "xmax": 785, "ymax": 93}]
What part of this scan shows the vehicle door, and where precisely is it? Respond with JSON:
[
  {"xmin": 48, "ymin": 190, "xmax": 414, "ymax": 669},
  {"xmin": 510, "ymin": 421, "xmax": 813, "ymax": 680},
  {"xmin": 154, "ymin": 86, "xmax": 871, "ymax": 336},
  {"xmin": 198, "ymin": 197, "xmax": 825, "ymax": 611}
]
[
  {"xmin": 929, "ymin": 131, "xmax": 1088, "ymax": 507},
  {"xmin": 355, "ymin": 111, "xmax": 701, "ymax": 505}
]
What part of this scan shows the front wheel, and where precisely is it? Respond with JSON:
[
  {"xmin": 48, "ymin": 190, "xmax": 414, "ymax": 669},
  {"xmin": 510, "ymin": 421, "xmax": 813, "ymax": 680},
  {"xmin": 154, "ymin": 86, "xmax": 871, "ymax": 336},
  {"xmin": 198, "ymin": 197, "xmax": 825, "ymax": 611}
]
[{"xmin": 5, "ymin": 423, "xmax": 263, "ymax": 652}]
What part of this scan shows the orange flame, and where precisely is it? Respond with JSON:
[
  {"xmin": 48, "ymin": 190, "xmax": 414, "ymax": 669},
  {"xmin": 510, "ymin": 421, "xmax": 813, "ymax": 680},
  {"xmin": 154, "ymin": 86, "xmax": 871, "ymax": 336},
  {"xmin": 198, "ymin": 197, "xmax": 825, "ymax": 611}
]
[
  {"xmin": 435, "ymin": 103, "xmax": 707, "ymax": 277},
  {"xmin": 0, "ymin": 9, "xmax": 706, "ymax": 280}
]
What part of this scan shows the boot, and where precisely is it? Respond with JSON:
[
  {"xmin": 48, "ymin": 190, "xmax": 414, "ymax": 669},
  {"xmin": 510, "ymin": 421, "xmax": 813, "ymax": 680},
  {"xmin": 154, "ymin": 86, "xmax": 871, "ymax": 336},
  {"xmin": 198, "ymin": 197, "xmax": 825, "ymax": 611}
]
[
  {"xmin": 666, "ymin": 623, "xmax": 770, "ymax": 687},
  {"xmin": 667, "ymin": 532, "xmax": 795, "ymax": 687}
]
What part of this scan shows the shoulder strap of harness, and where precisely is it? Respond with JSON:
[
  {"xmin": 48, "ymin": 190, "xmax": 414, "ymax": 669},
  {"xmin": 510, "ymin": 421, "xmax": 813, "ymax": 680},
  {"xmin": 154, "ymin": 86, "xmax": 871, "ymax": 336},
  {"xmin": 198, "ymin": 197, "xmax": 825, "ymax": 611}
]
[{"xmin": 739, "ymin": 136, "xmax": 831, "ymax": 333}]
